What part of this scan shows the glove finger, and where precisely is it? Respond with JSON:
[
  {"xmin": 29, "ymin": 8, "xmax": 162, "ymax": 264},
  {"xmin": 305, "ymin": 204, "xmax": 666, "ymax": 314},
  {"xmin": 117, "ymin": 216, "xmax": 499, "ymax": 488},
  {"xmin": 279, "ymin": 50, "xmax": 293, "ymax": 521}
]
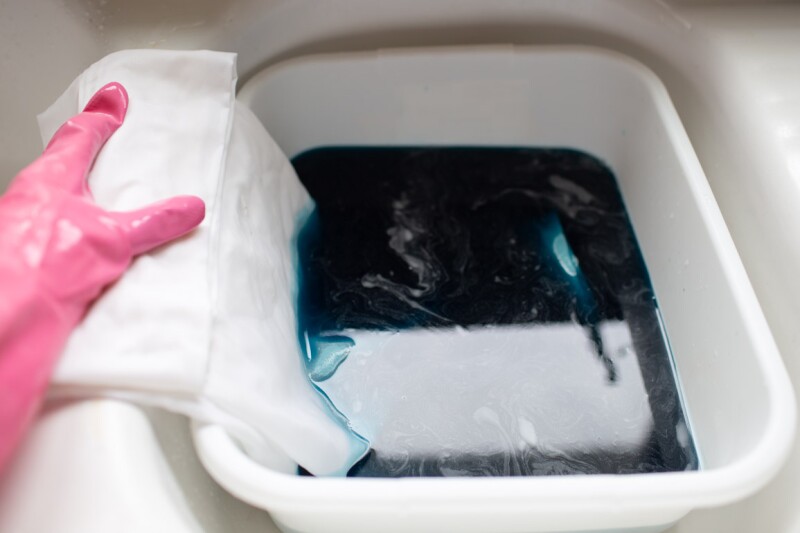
[
  {"xmin": 113, "ymin": 195, "xmax": 206, "ymax": 256},
  {"xmin": 22, "ymin": 82, "xmax": 128, "ymax": 195}
]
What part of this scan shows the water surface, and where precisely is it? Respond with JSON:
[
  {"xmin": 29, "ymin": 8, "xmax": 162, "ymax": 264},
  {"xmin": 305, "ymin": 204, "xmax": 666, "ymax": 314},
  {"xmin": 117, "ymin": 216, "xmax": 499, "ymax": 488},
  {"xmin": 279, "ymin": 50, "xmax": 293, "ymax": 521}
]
[{"xmin": 293, "ymin": 147, "xmax": 698, "ymax": 477}]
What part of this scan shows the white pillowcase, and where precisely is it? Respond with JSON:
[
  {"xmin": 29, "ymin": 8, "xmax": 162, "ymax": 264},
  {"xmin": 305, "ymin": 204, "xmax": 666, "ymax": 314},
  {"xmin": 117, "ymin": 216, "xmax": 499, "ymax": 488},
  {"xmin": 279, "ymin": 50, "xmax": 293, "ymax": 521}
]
[{"xmin": 39, "ymin": 49, "xmax": 366, "ymax": 477}]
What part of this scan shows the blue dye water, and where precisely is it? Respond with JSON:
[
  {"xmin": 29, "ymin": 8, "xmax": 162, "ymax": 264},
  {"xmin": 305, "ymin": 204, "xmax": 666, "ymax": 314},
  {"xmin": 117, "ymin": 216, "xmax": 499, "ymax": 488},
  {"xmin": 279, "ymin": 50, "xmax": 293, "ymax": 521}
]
[{"xmin": 293, "ymin": 147, "xmax": 698, "ymax": 477}]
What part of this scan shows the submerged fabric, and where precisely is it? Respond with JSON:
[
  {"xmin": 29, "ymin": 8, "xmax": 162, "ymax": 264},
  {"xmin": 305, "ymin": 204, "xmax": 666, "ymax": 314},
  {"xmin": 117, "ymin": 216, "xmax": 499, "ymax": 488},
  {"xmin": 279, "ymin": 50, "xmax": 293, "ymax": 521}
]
[{"xmin": 40, "ymin": 50, "xmax": 364, "ymax": 476}]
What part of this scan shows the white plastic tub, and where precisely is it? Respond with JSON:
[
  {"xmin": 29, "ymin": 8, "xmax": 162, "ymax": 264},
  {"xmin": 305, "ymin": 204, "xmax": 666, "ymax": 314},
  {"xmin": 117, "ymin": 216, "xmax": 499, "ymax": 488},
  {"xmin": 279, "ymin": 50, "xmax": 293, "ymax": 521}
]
[{"xmin": 194, "ymin": 46, "xmax": 796, "ymax": 533}]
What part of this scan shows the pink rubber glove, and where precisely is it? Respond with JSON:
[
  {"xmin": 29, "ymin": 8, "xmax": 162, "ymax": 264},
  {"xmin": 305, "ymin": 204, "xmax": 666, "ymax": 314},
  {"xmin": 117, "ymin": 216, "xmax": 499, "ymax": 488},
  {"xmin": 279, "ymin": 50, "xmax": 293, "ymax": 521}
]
[{"xmin": 0, "ymin": 82, "xmax": 205, "ymax": 471}]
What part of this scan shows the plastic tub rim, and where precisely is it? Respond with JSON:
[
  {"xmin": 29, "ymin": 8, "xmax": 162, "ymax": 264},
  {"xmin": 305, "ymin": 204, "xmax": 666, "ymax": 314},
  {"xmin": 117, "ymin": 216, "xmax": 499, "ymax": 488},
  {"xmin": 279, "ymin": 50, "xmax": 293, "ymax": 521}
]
[{"xmin": 197, "ymin": 44, "xmax": 796, "ymax": 520}]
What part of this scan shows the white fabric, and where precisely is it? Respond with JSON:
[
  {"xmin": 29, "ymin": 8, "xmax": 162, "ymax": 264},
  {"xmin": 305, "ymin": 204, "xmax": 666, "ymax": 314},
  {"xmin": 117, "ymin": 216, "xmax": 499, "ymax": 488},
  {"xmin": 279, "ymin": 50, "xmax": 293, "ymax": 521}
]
[
  {"xmin": 40, "ymin": 49, "xmax": 234, "ymax": 394},
  {"xmin": 38, "ymin": 50, "xmax": 365, "ymax": 476}
]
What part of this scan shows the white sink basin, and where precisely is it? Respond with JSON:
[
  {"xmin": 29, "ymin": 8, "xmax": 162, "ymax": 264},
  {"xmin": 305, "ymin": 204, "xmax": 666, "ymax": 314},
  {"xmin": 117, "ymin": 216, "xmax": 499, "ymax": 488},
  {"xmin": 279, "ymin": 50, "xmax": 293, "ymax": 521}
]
[{"xmin": 1, "ymin": 2, "xmax": 799, "ymax": 532}]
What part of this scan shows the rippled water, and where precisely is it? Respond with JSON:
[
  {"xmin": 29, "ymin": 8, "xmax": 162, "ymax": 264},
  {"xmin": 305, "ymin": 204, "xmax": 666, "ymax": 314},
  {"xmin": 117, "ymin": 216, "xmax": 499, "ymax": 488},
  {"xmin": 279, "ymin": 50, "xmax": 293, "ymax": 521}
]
[{"xmin": 293, "ymin": 147, "xmax": 698, "ymax": 477}]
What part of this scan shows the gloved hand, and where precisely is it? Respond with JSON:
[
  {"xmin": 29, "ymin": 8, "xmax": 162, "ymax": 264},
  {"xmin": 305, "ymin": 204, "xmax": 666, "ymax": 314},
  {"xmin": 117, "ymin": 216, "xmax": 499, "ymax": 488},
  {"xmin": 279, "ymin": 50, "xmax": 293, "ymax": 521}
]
[{"xmin": 0, "ymin": 82, "xmax": 205, "ymax": 471}]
